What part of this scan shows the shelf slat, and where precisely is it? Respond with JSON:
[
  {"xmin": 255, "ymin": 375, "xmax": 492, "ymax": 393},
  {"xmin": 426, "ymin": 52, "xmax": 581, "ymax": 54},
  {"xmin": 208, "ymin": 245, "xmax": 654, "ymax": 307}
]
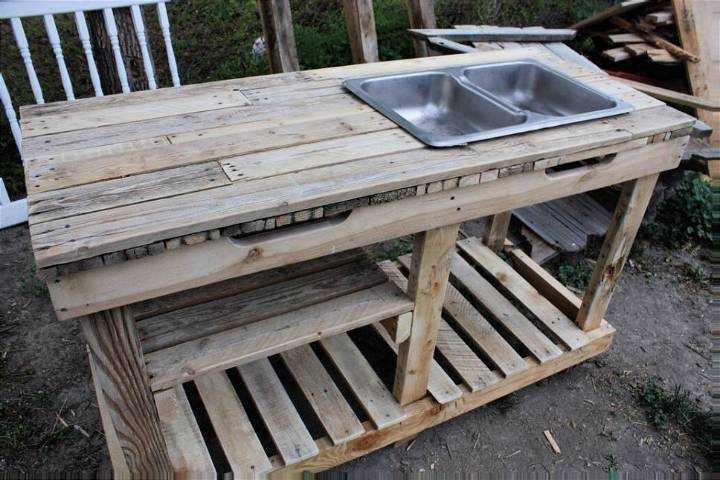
[
  {"xmin": 238, "ymin": 359, "xmax": 319, "ymax": 466},
  {"xmin": 320, "ymin": 333, "xmax": 408, "ymax": 429},
  {"xmin": 280, "ymin": 345, "xmax": 365, "ymax": 445},
  {"xmin": 450, "ymin": 252, "xmax": 563, "ymax": 363},
  {"xmin": 457, "ymin": 238, "xmax": 590, "ymax": 350},
  {"xmin": 146, "ymin": 281, "xmax": 413, "ymax": 390},
  {"xmin": 194, "ymin": 372, "xmax": 272, "ymax": 476},
  {"xmin": 398, "ymin": 255, "xmax": 527, "ymax": 377},
  {"xmin": 155, "ymin": 386, "xmax": 216, "ymax": 479}
]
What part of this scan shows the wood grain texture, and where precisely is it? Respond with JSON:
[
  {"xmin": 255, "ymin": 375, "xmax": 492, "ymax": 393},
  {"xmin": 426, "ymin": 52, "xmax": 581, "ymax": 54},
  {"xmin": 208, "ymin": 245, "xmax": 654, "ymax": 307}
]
[
  {"xmin": 194, "ymin": 372, "xmax": 272, "ymax": 476},
  {"xmin": 46, "ymin": 137, "xmax": 688, "ymax": 320},
  {"xmin": 320, "ymin": 333, "xmax": 408, "ymax": 428},
  {"xmin": 238, "ymin": 359, "xmax": 319, "ymax": 465},
  {"xmin": 394, "ymin": 223, "xmax": 459, "ymax": 405},
  {"xmin": 280, "ymin": 345, "xmax": 365, "ymax": 445},
  {"xmin": 576, "ymin": 174, "xmax": 659, "ymax": 331},
  {"xmin": 154, "ymin": 386, "xmax": 215, "ymax": 480},
  {"xmin": 405, "ymin": 0, "xmax": 436, "ymax": 57},
  {"xmin": 256, "ymin": 0, "xmax": 299, "ymax": 73},
  {"xmin": 81, "ymin": 307, "xmax": 172, "ymax": 477},
  {"xmin": 343, "ymin": 0, "xmax": 379, "ymax": 63},
  {"xmin": 485, "ymin": 211, "xmax": 512, "ymax": 252}
]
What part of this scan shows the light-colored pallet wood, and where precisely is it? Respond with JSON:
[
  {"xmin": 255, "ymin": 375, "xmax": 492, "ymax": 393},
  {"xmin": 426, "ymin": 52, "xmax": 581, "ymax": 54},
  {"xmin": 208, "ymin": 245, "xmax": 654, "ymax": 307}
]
[{"xmin": 152, "ymin": 237, "xmax": 615, "ymax": 477}]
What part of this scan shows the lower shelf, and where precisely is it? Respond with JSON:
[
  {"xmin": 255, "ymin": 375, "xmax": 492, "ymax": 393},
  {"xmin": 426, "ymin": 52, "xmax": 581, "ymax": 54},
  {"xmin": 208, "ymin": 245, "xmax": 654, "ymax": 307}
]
[{"xmin": 153, "ymin": 237, "xmax": 615, "ymax": 477}]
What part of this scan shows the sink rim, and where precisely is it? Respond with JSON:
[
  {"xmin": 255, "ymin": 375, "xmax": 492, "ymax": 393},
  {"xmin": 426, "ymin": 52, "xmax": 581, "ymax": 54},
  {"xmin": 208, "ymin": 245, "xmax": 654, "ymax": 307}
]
[{"xmin": 342, "ymin": 59, "xmax": 634, "ymax": 148}]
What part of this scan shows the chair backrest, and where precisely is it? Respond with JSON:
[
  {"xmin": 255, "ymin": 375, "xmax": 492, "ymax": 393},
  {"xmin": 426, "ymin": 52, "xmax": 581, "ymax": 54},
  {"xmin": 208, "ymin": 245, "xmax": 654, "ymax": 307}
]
[{"xmin": 1, "ymin": 0, "xmax": 181, "ymax": 152}]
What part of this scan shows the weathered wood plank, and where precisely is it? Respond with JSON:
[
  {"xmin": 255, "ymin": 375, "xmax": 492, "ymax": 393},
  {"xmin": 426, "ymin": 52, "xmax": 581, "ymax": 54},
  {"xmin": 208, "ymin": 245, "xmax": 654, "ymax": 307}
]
[
  {"xmin": 320, "ymin": 333, "xmax": 408, "ymax": 429},
  {"xmin": 343, "ymin": 0, "xmax": 379, "ymax": 63},
  {"xmin": 257, "ymin": 0, "xmax": 300, "ymax": 73},
  {"xmin": 408, "ymin": 27, "xmax": 576, "ymax": 42},
  {"xmin": 280, "ymin": 345, "xmax": 365, "ymax": 445},
  {"xmin": 238, "ymin": 359, "xmax": 318, "ymax": 465},
  {"xmin": 194, "ymin": 372, "xmax": 272, "ymax": 476}
]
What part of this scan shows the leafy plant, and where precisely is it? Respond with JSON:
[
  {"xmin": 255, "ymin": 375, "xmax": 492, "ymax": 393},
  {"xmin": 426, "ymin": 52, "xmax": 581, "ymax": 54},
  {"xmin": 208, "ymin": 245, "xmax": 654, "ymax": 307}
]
[
  {"xmin": 376, "ymin": 236, "xmax": 413, "ymax": 261},
  {"xmin": 636, "ymin": 378, "xmax": 710, "ymax": 446},
  {"xmin": 642, "ymin": 172, "xmax": 712, "ymax": 247},
  {"xmin": 558, "ymin": 261, "xmax": 593, "ymax": 290}
]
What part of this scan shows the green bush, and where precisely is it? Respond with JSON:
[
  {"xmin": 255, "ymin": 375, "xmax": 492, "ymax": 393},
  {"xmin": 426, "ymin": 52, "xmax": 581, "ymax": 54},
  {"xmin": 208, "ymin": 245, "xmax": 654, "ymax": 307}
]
[
  {"xmin": 642, "ymin": 173, "xmax": 713, "ymax": 246},
  {"xmin": 558, "ymin": 261, "xmax": 593, "ymax": 290}
]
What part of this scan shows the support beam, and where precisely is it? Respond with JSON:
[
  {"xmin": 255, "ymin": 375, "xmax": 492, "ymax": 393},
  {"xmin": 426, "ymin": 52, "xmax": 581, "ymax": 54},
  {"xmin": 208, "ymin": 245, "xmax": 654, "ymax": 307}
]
[
  {"xmin": 257, "ymin": 0, "xmax": 299, "ymax": 73},
  {"xmin": 485, "ymin": 211, "xmax": 512, "ymax": 252},
  {"xmin": 576, "ymin": 174, "xmax": 659, "ymax": 331},
  {"xmin": 393, "ymin": 223, "xmax": 460, "ymax": 404},
  {"xmin": 343, "ymin": 0, "xmax": 379, "ymax": 63},
  {"xmin": 82, "ymin": 307, "xmax": 172, "ymax": 477},
  {"xmin": 405, "ymin": 0, "xmax": 436, "ymax": 57}
]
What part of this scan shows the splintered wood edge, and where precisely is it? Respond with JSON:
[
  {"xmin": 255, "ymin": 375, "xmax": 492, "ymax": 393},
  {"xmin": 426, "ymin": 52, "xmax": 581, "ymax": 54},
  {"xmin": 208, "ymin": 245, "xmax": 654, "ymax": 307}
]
[{"xmin": 37, "ymin": 130, "xmax": 683, "ymax": 279}]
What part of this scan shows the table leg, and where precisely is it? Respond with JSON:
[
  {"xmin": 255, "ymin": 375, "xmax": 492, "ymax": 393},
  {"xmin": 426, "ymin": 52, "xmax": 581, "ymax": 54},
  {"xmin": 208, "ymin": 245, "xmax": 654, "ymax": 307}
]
[
  {"xmin": 485, "ymin": 211, "xmax": 512, "ymax": 252},
  {"xmin": 82, "ymin": 306, "xmax": 172, "ymax": 478},
  {"xmin": 393, "ymin": 223, "xmax": 460, "ymax": 405},
  {"xmin": 576, "ymin": 174, "xmax": 659, "ymax": 331}
]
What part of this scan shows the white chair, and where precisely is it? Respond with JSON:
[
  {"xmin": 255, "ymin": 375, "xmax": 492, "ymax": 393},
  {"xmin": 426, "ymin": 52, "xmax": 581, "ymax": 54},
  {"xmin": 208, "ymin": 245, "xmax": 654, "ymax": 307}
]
[{"xmin": 0, "ymin": 0, "xmax": 181, "ymax": 228}]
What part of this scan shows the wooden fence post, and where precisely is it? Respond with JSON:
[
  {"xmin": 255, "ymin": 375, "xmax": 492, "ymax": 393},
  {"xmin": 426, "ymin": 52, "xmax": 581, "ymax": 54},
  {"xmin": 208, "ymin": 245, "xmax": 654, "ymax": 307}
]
[
  {"xmin": 257, "ymin": 0, "xmax": 300, "ymax": 73},
  {"xmin": 343, "ymin": 0, "xmax": 379, "ymax": 63},
  {"xmin": 404, "ymin": 0, "xmax": 436, "ymax": 57}
]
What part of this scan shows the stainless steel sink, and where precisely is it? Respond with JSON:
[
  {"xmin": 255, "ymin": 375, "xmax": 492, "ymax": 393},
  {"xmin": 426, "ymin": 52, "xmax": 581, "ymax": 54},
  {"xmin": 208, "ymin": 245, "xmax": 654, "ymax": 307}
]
[{"xmin": 343, "ymin": 59, "xmax": 633, "ymax": 147}]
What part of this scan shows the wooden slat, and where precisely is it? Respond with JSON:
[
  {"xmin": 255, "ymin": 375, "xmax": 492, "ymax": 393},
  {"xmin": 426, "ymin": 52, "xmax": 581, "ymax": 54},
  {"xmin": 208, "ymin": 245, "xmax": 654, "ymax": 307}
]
[
  {"xmin": 373, "ymin": 321, "xmax": 463, "ymax": 404},
  {"xmin": 138, "ymin": 259, "xmax": 387, "ymax": 353},
  {"xmin": 45, "ymin": 138, "xmax": 689, "ymax": 319},
  {"xmin": 485, "ymin": 211, "xmax": 512, "ymax": 252},
  {"xmin": 398, "ymin": 254, "xmax": 526, "ymax": 377},
  {"xmin": 145, "ymin": 281, "xmax": 413, "ymax": 390},
  {"xmin": 194, "ymin": 372, "xmax": 272, "ymax": 476},
  {"xmin": 457, "ymin": 238, "xmax": 590, "ymax": 350},
  {"xmin": 408, "ymin": 27, "xmax": 576, "ymax": 42},
  {"xmin": 280, "ymin": 345, "xmax": 364, "ymax": 445},
  {"xmin": 571, "ymin": 0, "xmax": 650, "ymax": 30},
  {"xmin": 449, "ymin": 253, "xmax": 563, "ymax": 363},
  {"xmin": 612, "ymin": 77, "xmax": 720, "ymax": 112},
  {"xmin": 238, "ymin": 359, "xmax": 318, "ymax": 465},
  {"xmin": 379, "ymin": 261, "xmax": 495, "ymax": 393},
  {"xmin": 155, "ymin": 387, "xmax": 216, "ymax": 479},
  {"xmin": 320, "ymin": 334, "xmax": 407, "ymax": 429}
]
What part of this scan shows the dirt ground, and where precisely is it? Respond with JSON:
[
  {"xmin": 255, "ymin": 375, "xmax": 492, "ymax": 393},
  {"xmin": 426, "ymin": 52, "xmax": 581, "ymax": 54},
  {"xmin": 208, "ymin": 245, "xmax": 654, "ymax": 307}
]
[{"xmin": 0, "ymin": 222, "xmax": 711, "ymax": 476}]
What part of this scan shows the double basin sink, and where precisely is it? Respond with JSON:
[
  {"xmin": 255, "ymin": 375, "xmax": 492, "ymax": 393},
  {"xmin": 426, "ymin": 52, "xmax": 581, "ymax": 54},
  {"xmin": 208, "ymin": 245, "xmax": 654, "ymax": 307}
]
[{"xmin": 343, "ymin": 60, "xmax": 633, "ymax": 147}]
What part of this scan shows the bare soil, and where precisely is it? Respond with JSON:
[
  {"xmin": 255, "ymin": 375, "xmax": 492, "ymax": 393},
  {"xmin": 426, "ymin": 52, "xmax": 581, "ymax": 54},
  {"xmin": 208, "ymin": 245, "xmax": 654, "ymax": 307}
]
[{"xmin": 0, "ymin": 223, "xmax": 711, "ymax": 475}]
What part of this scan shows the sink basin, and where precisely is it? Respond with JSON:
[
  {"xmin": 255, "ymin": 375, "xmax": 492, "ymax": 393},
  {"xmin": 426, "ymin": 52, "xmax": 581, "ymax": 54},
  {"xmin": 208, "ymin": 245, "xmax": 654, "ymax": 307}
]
[
  {"xmin": 462, "ymin": 62, "xmax": 617, "ymax": 117},
  {"xmin": 343, "ymin": 59, "xmax": 633, "ymax": 147},
  {"xmin": 352, "ymin": 71, "xmax": 525, "ymax": 147}
]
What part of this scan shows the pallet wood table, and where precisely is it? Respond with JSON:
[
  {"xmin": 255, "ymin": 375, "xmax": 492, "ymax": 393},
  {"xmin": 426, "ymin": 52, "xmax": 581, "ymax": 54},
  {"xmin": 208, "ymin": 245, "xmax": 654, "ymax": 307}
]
[{"xmin": 22, "ymin": 49, "xmax": 693, "ymax": 477}]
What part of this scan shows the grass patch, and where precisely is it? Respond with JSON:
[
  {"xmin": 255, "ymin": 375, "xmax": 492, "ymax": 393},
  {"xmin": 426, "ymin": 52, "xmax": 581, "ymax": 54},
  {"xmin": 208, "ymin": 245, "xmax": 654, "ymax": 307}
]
[
  {"xmin": 636, "ymin": 378, "xmax": 710, "ymax": 448},
  {"xmin": 641, "ymin": 172, "xmax": 713, "ymax": 248},
  {"xmin": 558, "ymin": 261, "xmax": 593, "ymax": 291}
]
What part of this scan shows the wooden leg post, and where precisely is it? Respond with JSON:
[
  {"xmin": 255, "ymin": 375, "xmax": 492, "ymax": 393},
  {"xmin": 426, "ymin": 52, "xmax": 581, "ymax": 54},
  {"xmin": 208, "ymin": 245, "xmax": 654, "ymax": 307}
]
[
  {"xmin": 393, "ymin": 223, "xmax": 460, "ymax": 405},
  {"xmin": 576, "ymin": 174, "xmax": 659, "ymax": 331},
  {"xmin": 82, "ymin": 307, "xmax": 172, "ymax": 478},
  {"xmin": 257, "ymin": 0, "xmax": 300, "ymax": 73},
  {"xmin": 404, "ymin": 0, "xmax": 436, "ymax": 57},
  {"xmin": 343, "ymin": 0, "xmax": 379, "ymax": 63},
  {"xmin": 485, "ymin": 211, "xmax": 512, "ymax": 252}
]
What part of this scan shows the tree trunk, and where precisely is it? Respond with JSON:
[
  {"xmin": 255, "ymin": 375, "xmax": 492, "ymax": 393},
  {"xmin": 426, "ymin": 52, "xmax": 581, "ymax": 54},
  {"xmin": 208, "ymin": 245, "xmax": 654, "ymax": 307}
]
[{"xmin": 87, "ymin": 8, "xmax": 149, "ymax": 94}]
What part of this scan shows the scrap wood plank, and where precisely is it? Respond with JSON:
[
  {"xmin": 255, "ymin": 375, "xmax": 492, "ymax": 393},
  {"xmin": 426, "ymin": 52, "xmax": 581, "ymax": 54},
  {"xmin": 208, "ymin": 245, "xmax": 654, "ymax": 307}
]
[
  {"xmin": 194, "ymin": 372, "xmax": 272, "ymax": 476},
  {"xmin": 609, "ymin": 16, "xmax": 699, "ymax": 63},
  {"xmin": 449, "ymin": 252, "xmax": 563, "ymax": 363},
  {"xmin": 612, "ymin": 77, "xmax": 720, "ymax": 111},
  {"xmin": 155, "ymin": 386, "xmax": 216, "ymax": 479},
  {"xmin": 280, "ymin": 345, "xmax": 365, "ymax": 445},
  {"xmin": 673, "ymin": 0, "xmax": 720, "ymax": 149},
  {"xmin": 456, "ymin": 237, "xmax": 590, "ymax": 350},
  {"xmin": 398, "ymin": 254, "xmax": 527, "ymax": 378},
  {"xmin": 409, "ymin": 26, "xmax": 576, "ymax": 42},
  {"xmin": 238, "ymin": 358, "xmax": 319, "ymax": 465},
  {"xmin": 571, "ymin": 0, "xmax": 651, "ymax": 30},
  {"xmin": 320, "ymin": 333, "xmax": 408, "ymax": 429}
]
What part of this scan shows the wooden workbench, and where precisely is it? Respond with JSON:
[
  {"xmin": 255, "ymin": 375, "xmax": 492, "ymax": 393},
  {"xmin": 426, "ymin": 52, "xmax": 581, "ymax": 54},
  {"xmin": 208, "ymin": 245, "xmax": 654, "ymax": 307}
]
[{"xmin": 22, "ymin": 48, "xmax": 693, "ymax": 477}]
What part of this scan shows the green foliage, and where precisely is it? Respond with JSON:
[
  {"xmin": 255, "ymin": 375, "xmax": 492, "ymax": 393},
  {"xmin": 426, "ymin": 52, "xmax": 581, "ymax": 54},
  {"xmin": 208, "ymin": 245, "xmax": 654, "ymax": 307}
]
[
  {"xmin": 636, "ymin": 378, "xmax": 710, "ymax": 446},
  {"xmin": 376, "ymin": 237, "xmax": 413, "ymax": 261},
  {"xmin": 642, "ymin": 173, "xmax": 713, "ymax": 247},
  {"xmin": 558, "ymin": 261, "xmax": 593, "ymax": 290}
]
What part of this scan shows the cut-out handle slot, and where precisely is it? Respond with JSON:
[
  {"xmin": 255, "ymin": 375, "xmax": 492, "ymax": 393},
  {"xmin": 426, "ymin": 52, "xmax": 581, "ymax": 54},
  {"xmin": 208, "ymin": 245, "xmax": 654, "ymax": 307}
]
[
  {"xmin": 228, "ymin": 210, "xmax": 352, "ymax": 248},
  {"xmin": 544, "ymin": 153, "xmax": 617, "ymax": 179}
]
